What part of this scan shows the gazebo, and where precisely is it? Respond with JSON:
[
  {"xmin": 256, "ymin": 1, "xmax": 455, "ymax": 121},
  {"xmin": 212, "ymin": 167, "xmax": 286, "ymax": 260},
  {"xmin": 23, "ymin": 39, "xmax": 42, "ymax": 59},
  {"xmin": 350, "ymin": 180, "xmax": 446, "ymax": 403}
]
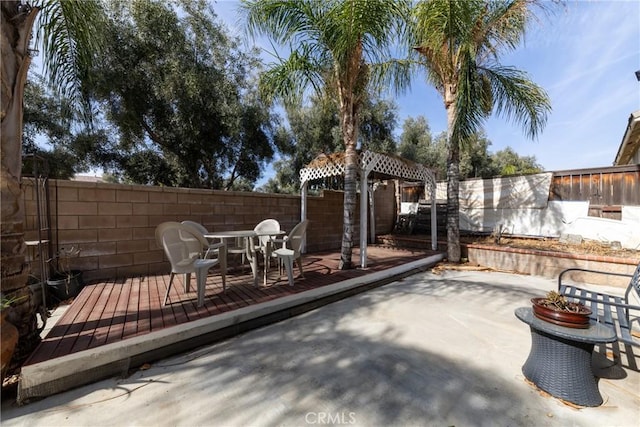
[{"xmin": 300, "ymin": 150, "xmax": 437, "ymax": 267}]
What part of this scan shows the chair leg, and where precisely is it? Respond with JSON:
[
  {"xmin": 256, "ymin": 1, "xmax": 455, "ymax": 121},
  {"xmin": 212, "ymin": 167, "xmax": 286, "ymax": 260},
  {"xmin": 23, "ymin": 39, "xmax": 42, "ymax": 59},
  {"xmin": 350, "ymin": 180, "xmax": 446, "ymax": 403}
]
[
  {"xmin": 282, "ymin": 255, "xmax": 294, "ymax": 286},
  {"xmin": 219, "ymin": 252, "xmax": 227, "ymax": 292},
  {"xmin": 196, "ymin": 268, "xmax": 206, "ymax": 307},
  {"xmin": 296, "ymin": 255, "xmax": 304, "ymax": 278},
  {"xmin": 249, "ymin": 254, "xmax": 259, "ymax": 287},
  {"xmin": 184, "ymin": 273, "xmax": 192, "ymax": 293},
  {"xmin": 238, "ymin": 237, "xmax": 246, "ymax": 272},
  {"xmin": 163, "ymin": 273, "xmax": 175, "ymax": 306},
  {"xmin": 273, "ymin": 249, "xmax": 295, "ymax": 286},
  {"xmin": 263, "ymin": 255, "xmax": 268, "ymax": 287}
]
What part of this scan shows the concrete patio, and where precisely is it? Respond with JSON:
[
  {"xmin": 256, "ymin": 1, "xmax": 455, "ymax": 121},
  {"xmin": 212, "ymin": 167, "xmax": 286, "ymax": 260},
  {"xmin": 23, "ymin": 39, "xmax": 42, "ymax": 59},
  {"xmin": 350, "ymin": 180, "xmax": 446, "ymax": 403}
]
[{"xmin": 2, "ymin": 269, "xmax": 639, "ymax": 426}]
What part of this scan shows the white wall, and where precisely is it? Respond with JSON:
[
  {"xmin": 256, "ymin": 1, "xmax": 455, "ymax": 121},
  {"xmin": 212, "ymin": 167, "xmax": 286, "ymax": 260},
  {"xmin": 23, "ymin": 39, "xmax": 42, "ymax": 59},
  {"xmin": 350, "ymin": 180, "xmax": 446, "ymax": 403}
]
[{"xmin": 434, "ymin": 173, "xmax": 640, "ymax": 249}]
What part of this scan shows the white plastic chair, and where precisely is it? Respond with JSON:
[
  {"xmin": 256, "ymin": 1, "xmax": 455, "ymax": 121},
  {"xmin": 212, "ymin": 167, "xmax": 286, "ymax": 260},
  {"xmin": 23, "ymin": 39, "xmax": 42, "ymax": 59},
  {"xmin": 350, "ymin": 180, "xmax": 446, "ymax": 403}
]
[
  {"xmin": 156, "ymin": 222, "xmax": 226, "ymax": 307},
  {"xmin": 186, "ymin": 222, "xmax": 246, "ymax": 270},
  {"xmin": 254, "ymin": 218, "xmax": 281, "ymax": 269},
  {"xmin": 272, "ymin": 220, "xmax": 308, "ymax": 286},
  {"xmin": 181, "ymin": 221, "xmax": 225, "ymax": 259},
  {"xmin": 225, "ymin": 237, "xmax": 248, "ymax": 271}
]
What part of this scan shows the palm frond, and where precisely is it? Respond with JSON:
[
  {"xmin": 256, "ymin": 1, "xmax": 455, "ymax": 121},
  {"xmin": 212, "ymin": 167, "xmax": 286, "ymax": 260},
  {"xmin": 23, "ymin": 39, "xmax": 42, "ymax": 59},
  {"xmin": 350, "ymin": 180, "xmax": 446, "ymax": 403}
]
[
  {"xmin": 328, "ymin": 0, "xmax": 408, "ymax": 57},
  {"xmin": 482, "ymin": 65, "xmax": 551, "ymax": 139},
  {"xmin": 242, "ymin": 0, "xmax": 321, "ymax": 46},
  {"xmin": 412, "ymin": 0, "xmax": 552, "ymax": 142},
  {"xmin": 452, "ymin": 50, "xmax": 489, "ymax": 144},
  {"xmin": 243, "ymin": 0, "xmax": 412, "ymax": 104},
  {"xmin": 35, "ymin": 0, "xmax": 106, "ymax": 121},
  {"xmin": 475, "ymin": 0, "xmax": 529, "ymax": 61},
  {"xmin": 368, "ymin": 59, "xmax": 415, "ymax": 95},
  {"xmin": 259, "ymin": 45, "xmax": 326, "ymax": 106}
]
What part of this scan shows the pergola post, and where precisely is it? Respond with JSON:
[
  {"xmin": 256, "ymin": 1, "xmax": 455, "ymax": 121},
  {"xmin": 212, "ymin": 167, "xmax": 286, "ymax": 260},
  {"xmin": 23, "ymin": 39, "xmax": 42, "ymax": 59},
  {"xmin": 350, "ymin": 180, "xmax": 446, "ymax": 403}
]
[
  {"xmin": 429, "ymin": 180, "xmax": 437, "ymax": 251},
  {"xmin": 369, "ymin": 183, "xmax": 375, "ymax": 245},
  {"xmin": 359, "ymin": 171, "xmax": 368, "ymax": 268},
  {"xmin": 301, "ymin": 180, "xmax": 308, "ymax": 253}
]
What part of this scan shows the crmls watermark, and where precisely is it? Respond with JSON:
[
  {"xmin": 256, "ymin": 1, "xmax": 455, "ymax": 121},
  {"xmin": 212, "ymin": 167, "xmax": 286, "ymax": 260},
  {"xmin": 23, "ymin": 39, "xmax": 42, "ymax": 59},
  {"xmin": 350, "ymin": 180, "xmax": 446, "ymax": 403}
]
[{"xmin": 305, "ymin": 412, "xmax": 357, "ymax": 425}]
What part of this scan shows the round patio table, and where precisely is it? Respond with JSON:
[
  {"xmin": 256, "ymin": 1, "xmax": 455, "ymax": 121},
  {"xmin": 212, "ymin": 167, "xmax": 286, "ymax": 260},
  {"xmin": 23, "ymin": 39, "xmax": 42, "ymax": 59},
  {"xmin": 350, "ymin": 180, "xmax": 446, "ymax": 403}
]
[
  {"xmin": 205, "ymin": 230, "xmax": 285, "ymax": 286},
  {"xmin": 514, "ymin": 307, "xmax": 616, "ymax": 407}
]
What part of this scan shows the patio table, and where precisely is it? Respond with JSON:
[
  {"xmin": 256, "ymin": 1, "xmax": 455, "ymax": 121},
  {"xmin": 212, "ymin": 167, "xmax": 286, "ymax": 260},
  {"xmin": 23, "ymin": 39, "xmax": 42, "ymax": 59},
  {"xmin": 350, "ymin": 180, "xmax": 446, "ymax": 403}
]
[
  {"xmin": 205, "ymin": 230, "xmax": 285, "ymax": 286},
  {"xmin": 514, "ymin": 307, "xmax": 616, "ymax": 407}
]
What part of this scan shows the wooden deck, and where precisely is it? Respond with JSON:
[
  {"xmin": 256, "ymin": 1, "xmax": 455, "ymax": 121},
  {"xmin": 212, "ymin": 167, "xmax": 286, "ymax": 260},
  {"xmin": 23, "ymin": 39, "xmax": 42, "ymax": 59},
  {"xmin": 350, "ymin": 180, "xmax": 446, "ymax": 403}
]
[{"xmin": 26, "ymin": 246, "xmax": 439, "ymax": 365}]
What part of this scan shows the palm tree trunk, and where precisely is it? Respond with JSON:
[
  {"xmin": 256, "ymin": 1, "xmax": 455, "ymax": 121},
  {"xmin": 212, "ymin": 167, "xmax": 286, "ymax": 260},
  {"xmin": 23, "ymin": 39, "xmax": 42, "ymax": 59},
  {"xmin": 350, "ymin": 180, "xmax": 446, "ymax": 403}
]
[
  {"xmin": 1, "ymin": 2, "xmax": 42, "ymax": 367},
  {"xmin": 445, "ymin": 93, "xmax": 461, "ymax": 263},
  {"xmin": 339, "ymin": 103, "xmax": 358, "ymax": 270},
  {"xmin": 446, "ymin": 138, "xmax": 461, "ymax": 262}
]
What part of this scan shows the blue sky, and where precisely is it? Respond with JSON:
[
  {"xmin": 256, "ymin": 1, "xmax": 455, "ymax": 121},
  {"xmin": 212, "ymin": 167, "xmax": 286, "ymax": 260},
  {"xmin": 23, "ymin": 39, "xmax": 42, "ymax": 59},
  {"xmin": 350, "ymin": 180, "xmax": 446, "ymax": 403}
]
[{"xmin": 213, "ymin": 0, "xmax": 640, "ymax": 185}]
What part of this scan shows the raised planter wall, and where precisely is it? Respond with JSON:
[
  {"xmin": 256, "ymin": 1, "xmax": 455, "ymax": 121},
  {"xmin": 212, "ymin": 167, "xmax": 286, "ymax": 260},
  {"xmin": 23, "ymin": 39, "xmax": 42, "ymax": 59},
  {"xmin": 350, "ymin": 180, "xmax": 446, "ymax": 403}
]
[
  {"xmin": 23, "ymin": 179, "xmax": 397, "ymax": 282},
  {"xmin": 467, "ymin": 243, "xmax": 639, "ymax": 289}
]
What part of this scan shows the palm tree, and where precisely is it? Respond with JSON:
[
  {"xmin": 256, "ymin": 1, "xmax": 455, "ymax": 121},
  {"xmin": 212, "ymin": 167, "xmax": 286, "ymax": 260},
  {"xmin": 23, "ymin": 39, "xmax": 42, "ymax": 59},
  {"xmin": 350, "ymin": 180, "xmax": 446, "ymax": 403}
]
[
  {"xmin": 411, "ymin": 0, "xmax": 552, "ymax": 262},
  {"xmin": 242, "ymin": 0, "xmax": 411, "ymax": 269},
  {"xmin": 1, "ymin": 0, "xmax": 104, "ymax": 366}
]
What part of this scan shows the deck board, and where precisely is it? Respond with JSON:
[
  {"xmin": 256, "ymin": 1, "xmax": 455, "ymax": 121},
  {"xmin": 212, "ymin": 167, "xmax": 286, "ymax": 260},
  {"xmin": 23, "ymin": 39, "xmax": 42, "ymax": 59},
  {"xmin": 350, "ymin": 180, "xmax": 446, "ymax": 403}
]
[
  {"xmin": 26, "ymin": 246, "xmax": 438, "ymax": 365},
  {"xmin": 104, "ymin": 278, "xmax": 131, "ymax": 345},
  {"xmin": 123, "ymin": 277, "xmax": 140, "ymax": 339}
]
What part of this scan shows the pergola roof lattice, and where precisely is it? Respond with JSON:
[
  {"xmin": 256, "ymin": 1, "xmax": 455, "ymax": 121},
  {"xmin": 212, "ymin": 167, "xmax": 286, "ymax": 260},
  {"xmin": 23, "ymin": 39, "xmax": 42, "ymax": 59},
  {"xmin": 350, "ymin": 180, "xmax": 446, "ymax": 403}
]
[{"xmin": 300, "ymin": 151, "xmax": 436, "ymax": 189}]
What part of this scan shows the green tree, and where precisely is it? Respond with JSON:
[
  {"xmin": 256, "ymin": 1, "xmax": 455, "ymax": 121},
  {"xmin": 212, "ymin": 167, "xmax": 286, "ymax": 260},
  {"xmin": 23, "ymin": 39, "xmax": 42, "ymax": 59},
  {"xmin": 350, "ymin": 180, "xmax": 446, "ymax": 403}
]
[
  {"xmin": 262, "ymin": 91, "xmax": 399, "ymax": 194},
  {"xmin": 243, "ymin": 0, "xmax": 410, "ymax": 268},
  {"xmin": 424, "ymin": 131, "xmax": 449, "ymax": 180},
  {"xmin": 22, "ymin": 75, "xmax": 110, "ymax": 179},
  {"xmin": 461, "ymin": 131, "xmax": 495, "ymax": 179},
  {"xmin": 397, "ymin": 116, "xmax": 543, "ymax": 181},
  {"xmin": 397, "ymin": 116, "xmax": 432, "ymax": 163},
  {"xmin": 1, "ymin": 0, "xmax": 106, "ymax": 366},
  {"xmin": 83, "ymin": 0, "xmax": 277, "ymax": 190},
  {"xmin": 411, "ymin": 0, "xmax": 551, "ymax": 262},
  {"xmin": 397, "ymin": 115, "xmax": 451, "ymax": 179},
  {"xmin": 282, "ymin": 92, "xmax": 342, "ymax": 190},
  {"xmin": 358, "ymin": 97, "xmax": 398, "ymax": 153},
  {"xmin": 491, "ymin": 146, "xmax": 543, "ymax": 176}
]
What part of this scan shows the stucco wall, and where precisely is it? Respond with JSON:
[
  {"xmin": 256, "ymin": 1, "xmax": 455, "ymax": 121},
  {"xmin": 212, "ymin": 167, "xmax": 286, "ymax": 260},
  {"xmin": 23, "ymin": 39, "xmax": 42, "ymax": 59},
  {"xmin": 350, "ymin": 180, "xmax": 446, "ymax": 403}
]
[{"xmin": 23, "ymin": 179, "xmax": 396, "ymax": 282}]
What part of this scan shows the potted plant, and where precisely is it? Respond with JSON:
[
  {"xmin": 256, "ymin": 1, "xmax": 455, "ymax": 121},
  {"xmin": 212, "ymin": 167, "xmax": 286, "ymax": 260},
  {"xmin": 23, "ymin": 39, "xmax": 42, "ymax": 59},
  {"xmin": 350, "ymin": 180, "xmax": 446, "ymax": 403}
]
[
  {"xmin": 1, "ymin": 294, "xmax": 25, "ymax": 380},
  {"xmin": 46, "ymin": 246, "xmax": 84, "ymax": 303},
  {"xmin": 531, "ymin": 290, "xmax": 592, "ymax": 328}
]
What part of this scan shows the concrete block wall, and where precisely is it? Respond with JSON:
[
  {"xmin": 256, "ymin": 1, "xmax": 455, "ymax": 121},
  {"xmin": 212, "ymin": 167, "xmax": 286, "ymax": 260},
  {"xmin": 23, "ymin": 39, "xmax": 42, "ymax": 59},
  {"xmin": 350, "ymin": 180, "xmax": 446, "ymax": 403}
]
[
  {"xmin": 374, "ymin": 183, "xmax": 396, "ymax": 235},
  {"xmin": 23, "ymin": 179, "xmax": 396, "ymax": 282}
]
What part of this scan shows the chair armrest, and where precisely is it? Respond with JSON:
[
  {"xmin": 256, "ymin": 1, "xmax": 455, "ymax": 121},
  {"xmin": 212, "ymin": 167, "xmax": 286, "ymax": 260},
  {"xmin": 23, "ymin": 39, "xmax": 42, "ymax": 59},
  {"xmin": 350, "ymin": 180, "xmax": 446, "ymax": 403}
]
[
  {"xmin": 269, "ymin": 236, "xmax": 288, "ymax": 249},
  {"xmin": 557, "ymin": 268, "xmax": 633, "ymax": 291},
  {"xmin": 203, "ymin": 242, "xmax": 225, "ymax": 259}
]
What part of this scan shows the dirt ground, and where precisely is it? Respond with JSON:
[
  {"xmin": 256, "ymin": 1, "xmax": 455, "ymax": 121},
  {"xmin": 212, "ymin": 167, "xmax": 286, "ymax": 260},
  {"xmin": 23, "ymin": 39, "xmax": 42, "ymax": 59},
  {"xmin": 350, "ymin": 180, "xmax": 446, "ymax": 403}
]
[{"xmin": 462, "ymin": 234, "xmax": 640, "ymax": 260}]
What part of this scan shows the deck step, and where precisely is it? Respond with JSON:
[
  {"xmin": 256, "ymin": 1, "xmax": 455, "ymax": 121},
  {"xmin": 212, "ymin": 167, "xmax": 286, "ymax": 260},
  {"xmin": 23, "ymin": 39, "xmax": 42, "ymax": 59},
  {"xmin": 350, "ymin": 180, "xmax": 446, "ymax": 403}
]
[{"xmin": 377, "ymin": 234, "xmax": 447, "ymax": 251}]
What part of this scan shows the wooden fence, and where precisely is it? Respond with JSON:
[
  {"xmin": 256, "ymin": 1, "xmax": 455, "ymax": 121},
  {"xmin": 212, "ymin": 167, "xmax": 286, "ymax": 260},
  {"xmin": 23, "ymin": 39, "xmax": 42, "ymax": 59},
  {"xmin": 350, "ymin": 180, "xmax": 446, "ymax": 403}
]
[{"xmin": 549, "ymin": 164, "xmax": 640, "ymax": 219}]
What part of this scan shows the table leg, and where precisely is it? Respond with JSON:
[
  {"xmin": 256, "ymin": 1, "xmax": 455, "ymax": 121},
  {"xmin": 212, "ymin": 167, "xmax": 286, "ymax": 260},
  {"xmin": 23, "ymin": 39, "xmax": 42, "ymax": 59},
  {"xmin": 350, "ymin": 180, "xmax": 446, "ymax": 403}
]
[
  {"xmin": 244, "ymin": 236, "xmax": 259, "ymax": 287},
  {"xmin": 263, "ymin": 241, "xmax": 272, "ymax": 286},
  {"xmin": 522, "ymin": 327, "xmax": 603, "ymax": 406}
]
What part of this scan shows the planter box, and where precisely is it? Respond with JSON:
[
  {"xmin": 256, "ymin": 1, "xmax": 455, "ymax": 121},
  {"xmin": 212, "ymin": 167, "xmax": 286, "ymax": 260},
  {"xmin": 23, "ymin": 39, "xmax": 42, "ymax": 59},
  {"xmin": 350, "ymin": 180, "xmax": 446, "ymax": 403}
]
[{"xmin": 467, "ymin": 243, "xmax": 638, "ymax": 289}]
